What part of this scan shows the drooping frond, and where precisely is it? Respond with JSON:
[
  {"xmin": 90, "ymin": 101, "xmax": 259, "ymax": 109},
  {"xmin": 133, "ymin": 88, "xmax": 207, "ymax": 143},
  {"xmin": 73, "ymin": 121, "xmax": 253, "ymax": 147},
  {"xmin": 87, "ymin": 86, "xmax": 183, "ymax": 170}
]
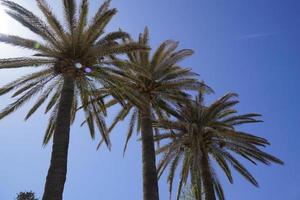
[
  {"xmin": 0, "ymin": 34, "xmax": 46, "ymax": 51},
  {"xmin": 123, "ymin": 109, "xmax": 137, "ymax": 155},
  {"xmin": 156, "ymin": 92, "xmax": 283, "ymax": 199},
  {"xmin": 0, "ymin": 74, "xmax": 55, "ymax": 120},
  {"xmin": 25, "ymin": 77, "xmax": 63, "ymax": 120},
  {"xmin": 0, "ymin": 69, "xmax": 53, "ymax": 96},
  {"xmin": 43, "ymin": 102, "xmax": 59, "ymax": 145},
  {"xmin": 0, "ymin": 57, "xmax": 53, "ymax": 69}
]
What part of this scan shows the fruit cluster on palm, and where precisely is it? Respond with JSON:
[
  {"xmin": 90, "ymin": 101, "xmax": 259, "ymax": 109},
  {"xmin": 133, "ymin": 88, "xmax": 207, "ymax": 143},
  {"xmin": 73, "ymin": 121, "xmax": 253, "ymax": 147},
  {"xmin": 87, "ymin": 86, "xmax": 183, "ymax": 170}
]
[{"xmin": 0, "ymin": 0, "xmax": 283, "ymax": 200}]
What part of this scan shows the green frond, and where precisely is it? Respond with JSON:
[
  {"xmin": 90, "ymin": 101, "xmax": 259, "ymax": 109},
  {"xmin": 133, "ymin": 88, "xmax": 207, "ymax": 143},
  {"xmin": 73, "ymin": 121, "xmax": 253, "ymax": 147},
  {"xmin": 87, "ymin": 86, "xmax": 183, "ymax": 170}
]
[
  {"xmin": 154, "ymin": 99, "xmax": 181, "ymax": 118},
  {"xmin": 94, "ymin": 42, "xmax": 149, "ymax": 58},
  {"xmin": 139, "ymin": 26, "xmax": 150, "ymax": 66},
  {"xmin": 36, "ymin": 0, "xmax": 68, "ymax": 44},
  {"xmin": 108, "ymin": 104, "xmax": 132, "ymax": 133},
  {"xmin": 91, "ymin": 99, "xmax": 111, "ymax": 148},
  {"xmin": 0, "ymin": 69, "xmax": 52, "ymax": 96},
  {"xmin": 70, "ymin": 93, "xmax": 78, "ymax": 124},
  {"xmin": 0, "ymin": 34, "xmax": 47, "ymax": 51},
  {"xmin": 212, "ymin": 174, "xmax": 225, "ymax": 200},
  {"xmin": 76, "ymin": 0, "xmax": 88, "ymax": 43},
  {"xmin": 221, "ymin": 150, "xmax": 259, "ymax": 187},
  {"xmin": 225, "ymin": 116, "xmax": 263, "ymax": 126},
  {"xmin": 212, "ymin": 149, "xmax": 233, "ymax": 183},
  {"xmin": 158, "ymin": 67, "xmax": 198, "ymax": 82},
  {"xmin": 151, "ymin": 40, "xmax": 176, "ymax": 69},
  {"xmin": 2, "ymin": 0, "xmax": 58, "ymax": 45},
  {"xmin": 11, "ymin": 74, "xmax": 53, "ymax": 98},
  {"xmin": 157, "ymin": 143, "xmax": 179, "ymax": 177},
  {"xmin": 167, "ymin": 151, "xmax": 182, "ymax": 200},
  {"xmin": 159, "ymin": 49, "xmax": 194, "ymax": 69},
  {"xmin": 85, "ymin": 8, "xmax": 117, "ymax": 46},
  {"xmin": 176, "ymin": 152, "xmax": 191, "ymax": 200},
  {"xmin": 85, "ymin": 114, "xmax": 95, "ymax": 138},
  {"xmin": 43, "ymin": 103, "xmax": 58, "ymax": 145},
  {"xmin": 0, "ymin": 78, "xmax": 51, "ymax": 120},
  {"xmin": 62, "ymin": 0, "xmax": 77, "ymax": 34},
  {"xmin": 0, "ymin": 57, "xmax": 53, "ymax": 69},
  {"xmin": 92, "ymin": 0, "xmax": 111, "ymax": 23},
  {"xmin": 77, "ymin": 80, "xmax": 96, "ymax": 139},
  {"xmin": 96, "ymin": 31, "xmax": 130, "ymax": 46},
  {"xmin": 45, "ymin": 83, "xmax": 62, "ymax": 113},
  {"xmin": 123, "ymin": 110, "xmax": 137, "ymax": 155},
  {"xmin": 25, "ymin": 78, "xmax": 60, "ymax": 120}
]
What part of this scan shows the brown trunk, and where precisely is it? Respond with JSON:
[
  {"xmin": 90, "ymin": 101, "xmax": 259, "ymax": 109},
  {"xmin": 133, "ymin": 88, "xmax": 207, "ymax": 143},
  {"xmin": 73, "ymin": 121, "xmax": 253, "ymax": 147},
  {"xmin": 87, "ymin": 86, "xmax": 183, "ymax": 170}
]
[
  {"xmin": 42, "ymin": 75, "xmax": 74, "ymax": 200},
  {"xmin": 201, "ymin": 153, "xmax": 216, "ymax": 200},
  {"xmin": 140, "ymin": 101, "xmax": 159, "ymax": 200},
  {"xmin": 190, "ymin": 165, "xmax": 202, "ymax": 200}
]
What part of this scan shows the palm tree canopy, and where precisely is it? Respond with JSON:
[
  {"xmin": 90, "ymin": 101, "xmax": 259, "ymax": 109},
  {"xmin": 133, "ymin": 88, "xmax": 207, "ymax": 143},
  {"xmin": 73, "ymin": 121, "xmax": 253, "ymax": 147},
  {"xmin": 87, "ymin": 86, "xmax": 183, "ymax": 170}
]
[
  {"xmin": 155, "ymin": 92, "xmax": 284, "ymax": 200},
  {"xmin": 96, "ymin": 27, "xmax": 210, "ymax": 153},
  {"xmin": 0, "ymin": 0, "xmax": 147, "ymax": 147}
]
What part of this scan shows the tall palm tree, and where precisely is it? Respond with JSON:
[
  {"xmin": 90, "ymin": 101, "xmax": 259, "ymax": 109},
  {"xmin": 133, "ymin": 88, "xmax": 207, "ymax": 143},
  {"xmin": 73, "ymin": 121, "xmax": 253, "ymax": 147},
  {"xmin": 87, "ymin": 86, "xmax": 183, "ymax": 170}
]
[
  {"xmin": 97, "ymin": 27, "xmax": 207, "ymax": 200},
  {"xmin": 0, "ymin": 0, "xmax": 146, "ymax": 199},
  {"xmin": 155, "ymin": 91, "xmax": 284, "ymax": 200}
]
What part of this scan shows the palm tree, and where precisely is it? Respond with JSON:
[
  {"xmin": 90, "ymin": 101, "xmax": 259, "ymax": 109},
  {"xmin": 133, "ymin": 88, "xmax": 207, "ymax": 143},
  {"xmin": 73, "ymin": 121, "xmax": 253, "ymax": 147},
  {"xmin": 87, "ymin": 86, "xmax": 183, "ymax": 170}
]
[
  {"xmin": 0, "ymin": 0, "xmax": 146, "ymax": 199},
  {"xmin": 155, "ymin": 91, "xmax": 284, "ymax": 200},
  {"xmin": 98, "ymin": 27, "xmax": 207, "ymax": 200}
]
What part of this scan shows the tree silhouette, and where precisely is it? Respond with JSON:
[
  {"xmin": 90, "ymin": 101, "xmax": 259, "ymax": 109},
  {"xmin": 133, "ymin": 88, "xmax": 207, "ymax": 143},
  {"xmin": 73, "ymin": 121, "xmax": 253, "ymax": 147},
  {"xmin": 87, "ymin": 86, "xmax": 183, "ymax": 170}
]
[{"xmin": 16, "ymin": 191, "xmax": 38, "ymax": 200}]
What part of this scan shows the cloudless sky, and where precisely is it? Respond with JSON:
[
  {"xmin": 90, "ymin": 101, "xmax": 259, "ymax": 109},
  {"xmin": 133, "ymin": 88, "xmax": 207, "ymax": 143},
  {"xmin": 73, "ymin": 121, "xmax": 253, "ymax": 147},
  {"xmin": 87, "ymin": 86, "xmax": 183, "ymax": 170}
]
[{"xmin": 0, "ymin": 0, "xmax": 299, "ymax": 199}]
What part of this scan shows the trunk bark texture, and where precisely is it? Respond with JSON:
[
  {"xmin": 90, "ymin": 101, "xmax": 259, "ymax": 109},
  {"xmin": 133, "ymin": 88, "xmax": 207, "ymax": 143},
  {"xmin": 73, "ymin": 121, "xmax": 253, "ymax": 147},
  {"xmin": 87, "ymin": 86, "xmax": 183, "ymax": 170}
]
[
  {"xmin": 191, "ymin": 165, "xmax": 202, "ymax": 200},
  {"xmin": 42, "ymin": 75, "xmax": 74, "ymax": 200},
  {"xmin": 201, "ymin": 153, "xmax": 216, "ymax": 200},
  {"xmin": 140, "ymin": 101, "xmax": 159, "ymax": 200}
]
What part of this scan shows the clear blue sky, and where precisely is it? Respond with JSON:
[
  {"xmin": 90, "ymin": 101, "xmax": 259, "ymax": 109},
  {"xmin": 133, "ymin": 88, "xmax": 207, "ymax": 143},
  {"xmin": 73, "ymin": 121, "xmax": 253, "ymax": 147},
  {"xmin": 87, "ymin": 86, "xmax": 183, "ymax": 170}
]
[{"xmin": 0, "ymin": 0, "xmax": 299, "ymax": 199}]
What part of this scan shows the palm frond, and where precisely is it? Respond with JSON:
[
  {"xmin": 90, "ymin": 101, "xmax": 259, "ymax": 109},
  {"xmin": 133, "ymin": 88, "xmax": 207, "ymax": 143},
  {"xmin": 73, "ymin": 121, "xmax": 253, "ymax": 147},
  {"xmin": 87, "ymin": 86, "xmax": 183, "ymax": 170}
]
[
  {"xmin": 0, "ymin": 57, "xmax": 53, "ymax": 69},
  {"xmin": 2, "ymin": 0, "xmax": 58, "ymax": 46},
  {"xmin": 0, "ymin": 69, "xmax": 52, "ymax": 96},
  {"xmin": 62, "ymin": 0, "xmax": 76, "ymax": 34},
  {"xmin": 36, "ymin": 0, "xmax": 68, "ymax": 44},
  {"xmin": 25, "ymin": 77, "xmax": 62, "ymax": 120}
]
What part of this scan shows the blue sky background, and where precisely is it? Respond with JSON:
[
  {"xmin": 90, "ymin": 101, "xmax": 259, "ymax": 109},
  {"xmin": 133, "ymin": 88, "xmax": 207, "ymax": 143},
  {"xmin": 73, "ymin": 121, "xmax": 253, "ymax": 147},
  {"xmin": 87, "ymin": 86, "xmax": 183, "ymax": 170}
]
[{"xmin": 0, "ymin": 0, "xmax": 299, "ymax": 199}]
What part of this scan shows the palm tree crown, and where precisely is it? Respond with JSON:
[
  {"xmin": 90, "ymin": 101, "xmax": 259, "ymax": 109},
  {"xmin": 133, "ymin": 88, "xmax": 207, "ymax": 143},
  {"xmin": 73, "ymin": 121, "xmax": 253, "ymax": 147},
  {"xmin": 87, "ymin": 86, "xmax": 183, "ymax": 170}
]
[
  {"xmin": 0, "ymin": 0, "xmax": 145, "ymax": 145},
  {"xmin": 156, "ymin": 92, "xmax": 284, "ymax": 200},
  {"xmin": 102, "ymin": 27, "xmax": 207, "ymax": 151}
]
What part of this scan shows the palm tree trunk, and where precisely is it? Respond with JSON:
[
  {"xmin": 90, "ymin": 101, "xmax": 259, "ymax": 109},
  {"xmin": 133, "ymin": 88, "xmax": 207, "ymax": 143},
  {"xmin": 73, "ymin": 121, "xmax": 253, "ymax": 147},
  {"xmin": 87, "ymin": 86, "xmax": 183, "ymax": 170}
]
[
  {"xmin": 190, "ymin": 165, "xmax": 202, "ymax": 200},
  {"xmin": 201, "ymin": 153, "xmax": 216, "ymax": 200},
  {"xmin": 42, "ymin": 75, "xmax": 74, "ymax": 200},
  {"xmin": 140, "ymin": 101, "xmax": 159, "ymax": 200}
]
